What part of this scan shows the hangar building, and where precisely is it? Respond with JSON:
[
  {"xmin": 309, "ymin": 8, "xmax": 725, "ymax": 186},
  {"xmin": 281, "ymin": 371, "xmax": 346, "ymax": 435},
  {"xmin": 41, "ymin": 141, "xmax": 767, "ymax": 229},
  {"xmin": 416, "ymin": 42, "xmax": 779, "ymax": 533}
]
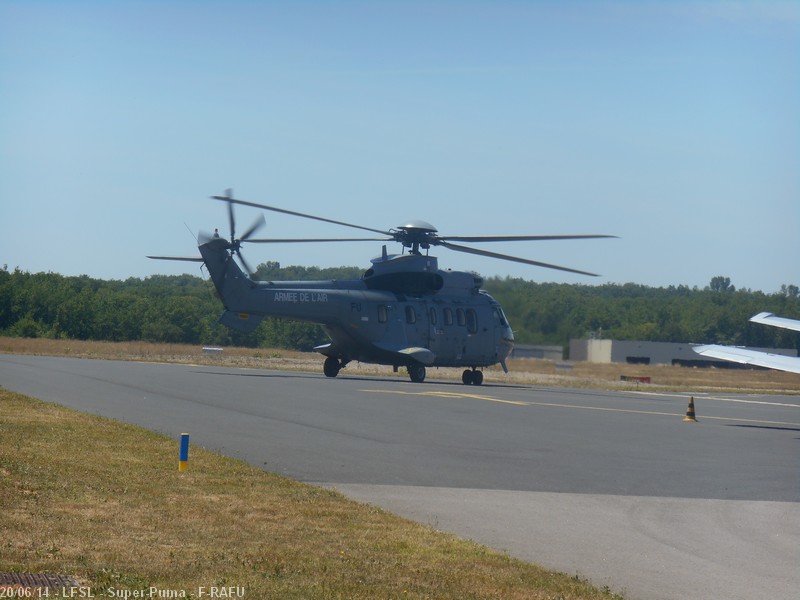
[{"xmin": 568, "ymin": 338, "xmax": 797, "ymax": 367}]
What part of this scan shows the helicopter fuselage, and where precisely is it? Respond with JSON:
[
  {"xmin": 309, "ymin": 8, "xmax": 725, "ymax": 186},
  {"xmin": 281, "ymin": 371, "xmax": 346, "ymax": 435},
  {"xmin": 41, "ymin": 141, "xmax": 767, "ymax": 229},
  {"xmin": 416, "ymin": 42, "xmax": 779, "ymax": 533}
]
[
  {"xmin": 199, "ymin": 236, "xmax": 514, "ymax": 383},
  {"xmin": 149, "ymin": 192, "xmax": 610, "ymax": 382}
]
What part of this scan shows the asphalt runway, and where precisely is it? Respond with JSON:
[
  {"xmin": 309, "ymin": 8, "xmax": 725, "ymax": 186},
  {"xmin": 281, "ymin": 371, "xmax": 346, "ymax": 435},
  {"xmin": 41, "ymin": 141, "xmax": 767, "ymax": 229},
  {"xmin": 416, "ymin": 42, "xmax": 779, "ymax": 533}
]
[{"xmin": 1, "ymin": 354, "xmax": 799, "ymax": 600}]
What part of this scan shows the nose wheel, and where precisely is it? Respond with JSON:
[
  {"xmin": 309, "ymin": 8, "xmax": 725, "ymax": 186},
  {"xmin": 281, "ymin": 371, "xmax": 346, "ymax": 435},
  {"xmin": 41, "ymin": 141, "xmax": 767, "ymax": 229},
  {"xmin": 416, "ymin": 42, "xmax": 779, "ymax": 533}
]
[{"xmin": 462, "ymin": 368, "xmax": 483, "ymax": 385}]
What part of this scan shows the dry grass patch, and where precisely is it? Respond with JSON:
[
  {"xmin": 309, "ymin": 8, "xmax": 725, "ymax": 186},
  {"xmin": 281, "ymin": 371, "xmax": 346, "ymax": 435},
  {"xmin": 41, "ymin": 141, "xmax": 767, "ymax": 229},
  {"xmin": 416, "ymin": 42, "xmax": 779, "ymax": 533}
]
[{"xmin": 1, "ymin": 390, "xmax": 622, "ymax": 599}]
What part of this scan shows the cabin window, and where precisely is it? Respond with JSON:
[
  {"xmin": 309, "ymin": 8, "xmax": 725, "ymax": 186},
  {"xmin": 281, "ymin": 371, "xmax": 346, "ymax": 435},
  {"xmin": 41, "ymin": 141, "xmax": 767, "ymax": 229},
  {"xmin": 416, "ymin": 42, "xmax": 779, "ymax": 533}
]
[
  {"xmin": 443, "ymin": 308, "xmax": 453, "ymax": 326},
  {"xmin": 466, "ymin": 309, "xmax": 478, "ymax": 334},
  {"xmin": 429, "ymin": 307, "xmax": 437, "ymax": 326},
  {"xmin": 456, "ymin": 308, "xmax": 466, "ymax": 327},
  {"xmin": 493, "ymin": 307, "xmax": 508, "ymax": 327},
  {"xmin": 405, "ymin": 305, "xmax": 416, "ymax": 324},
  {"xmin": 378, "ymin": 305, "xmax": 388, "ymax": 323}
]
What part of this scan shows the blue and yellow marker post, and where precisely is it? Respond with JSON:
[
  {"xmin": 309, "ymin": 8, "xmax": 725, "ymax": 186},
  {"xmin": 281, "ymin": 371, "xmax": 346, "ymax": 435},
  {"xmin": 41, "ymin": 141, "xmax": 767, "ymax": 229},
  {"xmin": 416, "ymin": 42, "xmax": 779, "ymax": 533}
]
[{"xmin": 179, "ymin": 433, "xmax": 190, "ymax": 471}]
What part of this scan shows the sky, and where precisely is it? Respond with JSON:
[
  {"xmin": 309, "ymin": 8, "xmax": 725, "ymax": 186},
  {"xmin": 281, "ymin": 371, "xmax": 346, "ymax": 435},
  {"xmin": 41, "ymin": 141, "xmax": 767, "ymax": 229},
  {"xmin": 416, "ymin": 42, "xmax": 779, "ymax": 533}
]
[{"xmin": 1, "ymin": 0, "xmax": 798, "ymax": 292}]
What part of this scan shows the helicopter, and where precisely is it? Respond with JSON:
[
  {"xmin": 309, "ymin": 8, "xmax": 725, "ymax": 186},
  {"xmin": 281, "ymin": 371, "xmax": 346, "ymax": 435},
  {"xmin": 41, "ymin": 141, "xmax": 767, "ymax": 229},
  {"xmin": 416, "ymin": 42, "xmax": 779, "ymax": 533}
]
[{"xmin": 149, "ymin": 192, "xmax": 614, "ymax": 384}]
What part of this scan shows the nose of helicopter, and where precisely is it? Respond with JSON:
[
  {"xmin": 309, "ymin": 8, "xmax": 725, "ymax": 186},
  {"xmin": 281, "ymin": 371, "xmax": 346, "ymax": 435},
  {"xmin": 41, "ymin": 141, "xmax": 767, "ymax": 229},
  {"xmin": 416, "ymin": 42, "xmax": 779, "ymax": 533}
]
[{"xmin": 498, "ymin": 328, "xmax": 514, "ymax": 360}]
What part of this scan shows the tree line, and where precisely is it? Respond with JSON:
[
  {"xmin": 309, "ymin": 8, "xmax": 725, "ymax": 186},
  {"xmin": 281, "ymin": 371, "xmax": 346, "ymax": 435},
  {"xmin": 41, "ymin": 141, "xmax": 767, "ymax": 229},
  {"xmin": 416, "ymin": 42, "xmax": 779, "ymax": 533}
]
[{"xmin": 1, "ymin": 264, "xmax": 798, "ymax": 354}]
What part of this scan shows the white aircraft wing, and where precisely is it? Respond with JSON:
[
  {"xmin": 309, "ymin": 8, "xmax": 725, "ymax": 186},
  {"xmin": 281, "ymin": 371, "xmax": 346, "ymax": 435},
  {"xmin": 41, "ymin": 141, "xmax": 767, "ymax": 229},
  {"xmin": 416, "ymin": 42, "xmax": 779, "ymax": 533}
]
[
  {"xmin": 692, "ymin": 312, "xmax": 800, "ymax": 374},
  {"xmin": 693, "ymin": 344, "xmax": 800, "ymax": 374},
  {"xmin": 749, "ymin": 312, "xmax": 800, "ymax": 332}
]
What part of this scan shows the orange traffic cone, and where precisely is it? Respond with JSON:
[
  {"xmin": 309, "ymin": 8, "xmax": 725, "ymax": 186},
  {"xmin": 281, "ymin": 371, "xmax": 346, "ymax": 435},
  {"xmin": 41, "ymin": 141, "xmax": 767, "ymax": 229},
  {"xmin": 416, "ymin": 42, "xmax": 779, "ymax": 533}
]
[{"xmin": 683, "ymin": 396, "xmax": 698, "ymax": 422}]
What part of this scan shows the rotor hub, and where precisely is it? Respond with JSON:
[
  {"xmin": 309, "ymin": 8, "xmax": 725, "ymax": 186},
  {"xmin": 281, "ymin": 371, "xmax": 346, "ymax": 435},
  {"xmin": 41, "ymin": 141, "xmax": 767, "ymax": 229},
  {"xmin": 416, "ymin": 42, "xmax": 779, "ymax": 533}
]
[{"xmin": 393, "ymin": 220, "xmax": 439, "ymax": 253}]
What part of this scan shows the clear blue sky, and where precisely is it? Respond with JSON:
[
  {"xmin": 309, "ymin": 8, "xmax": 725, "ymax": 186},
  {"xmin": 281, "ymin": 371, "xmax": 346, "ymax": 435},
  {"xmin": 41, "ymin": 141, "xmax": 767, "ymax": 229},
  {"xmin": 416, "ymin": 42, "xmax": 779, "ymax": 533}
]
[{"xmin": 1, "ymin": 1, "xmax": 798, "ymax": 292}]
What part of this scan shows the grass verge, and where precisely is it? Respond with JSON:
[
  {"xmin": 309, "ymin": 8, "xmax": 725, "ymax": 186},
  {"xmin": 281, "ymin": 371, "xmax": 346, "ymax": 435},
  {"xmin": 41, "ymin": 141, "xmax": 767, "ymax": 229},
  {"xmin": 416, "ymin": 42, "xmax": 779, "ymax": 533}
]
[{"xmin": 1, "ymin": 389, "xmax": 622, "ymax": 599}]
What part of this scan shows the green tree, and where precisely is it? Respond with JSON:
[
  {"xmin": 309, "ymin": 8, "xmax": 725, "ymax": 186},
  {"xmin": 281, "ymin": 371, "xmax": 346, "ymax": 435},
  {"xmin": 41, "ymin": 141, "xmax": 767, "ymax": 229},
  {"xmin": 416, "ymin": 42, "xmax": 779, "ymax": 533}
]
[{"xmin": 709, "ymin": 276, "xmax": 735, "ymax": 293}]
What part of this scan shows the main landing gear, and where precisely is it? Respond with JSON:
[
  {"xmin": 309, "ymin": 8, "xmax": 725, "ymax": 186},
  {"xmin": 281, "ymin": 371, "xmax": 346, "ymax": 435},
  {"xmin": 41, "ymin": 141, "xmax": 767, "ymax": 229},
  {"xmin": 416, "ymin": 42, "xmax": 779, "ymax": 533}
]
[
  {"xmin": 407, "ymin": 364, "xmax": 426, "ymax": 383},
  {"xmin": 323, "ymin": 356, "xmax": 343, "ymax": 378},
  {"xmin": 461, "ymin": 368, "xmax": 484, "ymax": 385}
]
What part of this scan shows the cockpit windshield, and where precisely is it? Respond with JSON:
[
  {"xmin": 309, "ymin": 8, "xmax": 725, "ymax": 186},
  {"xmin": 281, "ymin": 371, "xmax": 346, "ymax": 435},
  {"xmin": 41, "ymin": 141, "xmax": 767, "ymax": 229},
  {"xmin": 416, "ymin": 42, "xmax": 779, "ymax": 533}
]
[{"xmin": 493, "ymin": 306, "xmax": 509, "ymax": 327}]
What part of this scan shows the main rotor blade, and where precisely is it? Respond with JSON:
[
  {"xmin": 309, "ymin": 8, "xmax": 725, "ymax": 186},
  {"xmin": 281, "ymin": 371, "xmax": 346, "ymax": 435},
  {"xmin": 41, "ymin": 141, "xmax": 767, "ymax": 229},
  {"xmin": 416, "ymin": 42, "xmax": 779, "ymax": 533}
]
[
  {"xmin": 246, "ymin": 237, "xmax": 392, "ymax": 244},
  {"xmin": 211, "ymin": 195, "xmax": 392, "ymax": 237},
  {"xmin": 436, "ymin": 234, "xmax": 617, "ymax": 243},
  {"xmin": 440, "ymin": 241, "xmax": 601, "ymax": 276},
  {"xmin": 147, "ymin": 255, "xmax": 204, "ymax": 262}
]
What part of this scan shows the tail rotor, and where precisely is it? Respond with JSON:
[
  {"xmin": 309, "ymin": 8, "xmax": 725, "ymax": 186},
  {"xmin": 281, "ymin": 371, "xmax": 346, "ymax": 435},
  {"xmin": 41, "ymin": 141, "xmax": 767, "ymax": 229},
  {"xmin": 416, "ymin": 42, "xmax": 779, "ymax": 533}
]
[{"xmin": 219, "ymin": 189, "xmax": 267, "ymax": 278}]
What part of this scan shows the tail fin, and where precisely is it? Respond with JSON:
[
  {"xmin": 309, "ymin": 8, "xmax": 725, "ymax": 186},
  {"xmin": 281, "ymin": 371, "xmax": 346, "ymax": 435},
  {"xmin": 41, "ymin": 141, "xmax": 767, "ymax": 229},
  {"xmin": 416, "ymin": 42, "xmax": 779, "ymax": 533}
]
[{"xmin": 198, "ymin": 236, "xmax": 253, "ymax": 310}]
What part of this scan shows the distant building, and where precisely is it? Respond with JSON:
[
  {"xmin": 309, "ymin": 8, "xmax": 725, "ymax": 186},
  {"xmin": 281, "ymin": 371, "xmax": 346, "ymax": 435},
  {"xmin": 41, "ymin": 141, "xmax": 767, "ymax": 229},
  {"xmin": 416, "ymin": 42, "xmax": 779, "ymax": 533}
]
[
  {"xmin": 510, "ymin": 344, "xmax": 564, "ymax": 361},
  {"xmin": 569, "ymin": 339, "xmax": 797, "ymax": 367}
]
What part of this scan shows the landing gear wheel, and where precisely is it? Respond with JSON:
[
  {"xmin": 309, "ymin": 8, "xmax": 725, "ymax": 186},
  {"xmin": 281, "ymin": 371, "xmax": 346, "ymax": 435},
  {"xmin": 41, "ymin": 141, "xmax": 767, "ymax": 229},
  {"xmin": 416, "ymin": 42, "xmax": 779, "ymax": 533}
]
[
  {"xmin": 323, "ymin": 356, "xmax": 341, "ymax": 378},
  {"xmin": 408, "ymin": 364, "xmax": 426, "ymax": 383},
  {"xmin": 462, "ymin": 369, "xmax": 483, "ymax": 385}
]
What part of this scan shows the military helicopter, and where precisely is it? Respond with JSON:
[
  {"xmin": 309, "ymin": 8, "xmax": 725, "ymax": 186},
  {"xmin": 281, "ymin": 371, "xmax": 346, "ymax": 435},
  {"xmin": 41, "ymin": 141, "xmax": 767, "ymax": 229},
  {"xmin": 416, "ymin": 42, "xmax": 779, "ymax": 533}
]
[{"xmin": 150, "ymin": 192, "xmax": 613, "ymax": 384}]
